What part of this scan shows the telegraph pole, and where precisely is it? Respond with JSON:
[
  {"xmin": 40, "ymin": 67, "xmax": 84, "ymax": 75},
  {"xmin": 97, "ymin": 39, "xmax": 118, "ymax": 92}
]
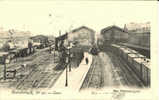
[
  {"xmin": 3, "ymin": 56, "xmax": 6, "ymax": 80},
  {"xmin": 49, "ymin": 39, "xmax": 52, "ymax": 54},
  {"xmin": 65, "ymin": 63, "xmax": 68, "ymax": 87},
  {"xmin": 4, "ymin": 64, "xmax": 6, "ymax": 80},
  {"xmin": 69, "ymin": 48, "xmax": 71, "ymax": 72},
  {"xmin": 54, "ymin": 47, "xmax": 55, "ymax": 62},
  {"xmin": 65, "ymin": 50, "xmax": 69, "ymax": 87}
]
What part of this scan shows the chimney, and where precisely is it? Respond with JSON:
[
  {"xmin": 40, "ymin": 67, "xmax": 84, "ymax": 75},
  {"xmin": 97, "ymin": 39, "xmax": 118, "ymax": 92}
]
[{"xmin": 124, "ymin": 24, "xmax": 128, "ymax": 32}]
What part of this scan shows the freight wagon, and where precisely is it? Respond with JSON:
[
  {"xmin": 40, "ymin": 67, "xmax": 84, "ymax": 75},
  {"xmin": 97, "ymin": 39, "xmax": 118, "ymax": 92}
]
[{"xmin": 111, "ymin": 44, "xmax": 150, "ymax": 87}]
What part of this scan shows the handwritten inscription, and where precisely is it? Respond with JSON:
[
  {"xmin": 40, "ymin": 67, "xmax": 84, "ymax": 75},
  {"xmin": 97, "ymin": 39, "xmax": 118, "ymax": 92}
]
[
  {"xmin": 91, "ymin": 89, "xmax": 140, "ymax": 94},
  {"xmin": 91, "ymin": 89, "xmax": 140, "ymax": 100},
  {"xmin": 12, "ymin": 90, "xmax": 62, "ymax": 95}
]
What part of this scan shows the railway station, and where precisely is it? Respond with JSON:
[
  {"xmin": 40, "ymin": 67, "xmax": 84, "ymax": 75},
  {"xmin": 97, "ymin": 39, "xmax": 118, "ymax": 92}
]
[
  {"xmin": 0, "ymin": 24, "xmax": 150, "ymax": 91},
  {"xmin": 0, "ymin": 2, "xmax": 158, "ymax": 100}
]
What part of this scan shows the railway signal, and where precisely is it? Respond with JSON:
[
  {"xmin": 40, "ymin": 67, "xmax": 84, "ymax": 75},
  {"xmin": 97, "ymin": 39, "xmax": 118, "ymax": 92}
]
[
  {"xmin": 65, "ymin": 56, "xmax": 69, "ymax": 87},
  {"xmin": 4, "ymin": 61, "xmax": 6, "ymax": 80},
  {"xmin": 1, "ymin": 55, "xmax": 7, "ymax": 80},
  {"xmin": 0, "ymin": 55, "xmax": 17, "ymax": 80},
  {"xmin": 68, "ymin": 49, "xmax": 71, "ymax": 72},
  {"xmin": 64, "ymin": 39, "xmax": 73, "ymax": 86},
  {"xmin": 0, "ymin": 55, "xmax": 7, "ymax": 80},
  {"xmin": 65, "ymin": 47, "xmax": 71, "ymax": 87}
]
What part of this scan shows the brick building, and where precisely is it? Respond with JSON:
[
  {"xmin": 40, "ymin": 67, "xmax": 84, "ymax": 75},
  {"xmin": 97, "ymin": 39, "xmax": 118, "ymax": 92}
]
[
  {"xmin": 100, "ymin": 25, "xmax": 129, "ymax": 45},
  {"xmin": 67, "ymin": 26, "xmax": 95, "ymax": 48}
]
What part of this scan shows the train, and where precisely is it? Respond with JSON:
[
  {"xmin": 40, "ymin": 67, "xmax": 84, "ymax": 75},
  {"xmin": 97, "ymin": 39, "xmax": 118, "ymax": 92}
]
[{"xmin": 89, "ymin": 45, "xmax": 100, "ymax": 55}]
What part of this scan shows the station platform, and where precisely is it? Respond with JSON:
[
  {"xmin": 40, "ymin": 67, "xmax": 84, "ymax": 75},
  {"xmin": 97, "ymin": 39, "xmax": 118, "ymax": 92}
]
[{"xmin": 52, "ymin": 52, "xmax": 92, "ymax": 92}]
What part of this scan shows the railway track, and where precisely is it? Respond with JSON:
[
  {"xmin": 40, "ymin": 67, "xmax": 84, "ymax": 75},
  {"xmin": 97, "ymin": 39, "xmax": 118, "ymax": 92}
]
[
  {"xmin": 0, "ymin": 47, "xmax": 62, "ymax": 89},
  {"xmin": 85, "ymin": 57, "xmax": 96, "ymax": 88},
  {"xmin": 12, "ymin": 65, "xmax": 64, "ymax": 90},
  {"xmin": 15, "ymin": 68, "xmax": 41, "ymax": 89},
  {"xmin": 117, "ymin": 54, "xmax": 145, "ymax": 87},
  {"xmin": 107, "ymin": 51, "xmax": 145, "ymax": 87},
  {"xmin": 81, "ymin": 55, "xmax": 103, "ymax": 89},
  {"xmin": 37, "ymin": 71, "xmax": 63, "ymax": 88}
]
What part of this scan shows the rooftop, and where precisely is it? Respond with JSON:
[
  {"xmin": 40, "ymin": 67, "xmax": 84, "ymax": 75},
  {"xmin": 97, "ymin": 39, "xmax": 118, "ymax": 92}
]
[
  {"xmin": 71, "ymin": 26, "xmax": 95, "ymax": 33},
  {"xmin": 30, "ymin": 35, "xmax": 48, "ymax": 40},
  {"xmin": 101, "ymin": 25, "xmax": 128, "ymax": 34}
]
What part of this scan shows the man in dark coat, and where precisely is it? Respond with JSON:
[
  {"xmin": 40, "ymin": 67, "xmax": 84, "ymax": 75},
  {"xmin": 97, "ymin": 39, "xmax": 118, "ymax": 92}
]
[{"xmin": 85, "ymin": 57, "xmax": 89, "ymax": 64}]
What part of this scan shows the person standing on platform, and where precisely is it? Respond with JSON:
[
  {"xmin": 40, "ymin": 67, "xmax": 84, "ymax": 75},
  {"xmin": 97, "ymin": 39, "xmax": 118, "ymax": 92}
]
[{"xmin": 85, "ymin": 57, "xmax": 89, "ymax": 64}]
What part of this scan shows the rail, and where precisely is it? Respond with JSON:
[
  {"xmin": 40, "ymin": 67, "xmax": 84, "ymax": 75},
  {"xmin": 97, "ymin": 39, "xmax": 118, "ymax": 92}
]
[{"xmin": 85, "ymin": 56, "xmax": 96, "ymax": 88}]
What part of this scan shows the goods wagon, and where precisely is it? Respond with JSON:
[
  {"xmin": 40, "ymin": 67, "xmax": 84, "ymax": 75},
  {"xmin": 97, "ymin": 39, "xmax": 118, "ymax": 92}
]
[{"xmin": 111, "ymin": 44, "xmax": 150, "ymax": 87}]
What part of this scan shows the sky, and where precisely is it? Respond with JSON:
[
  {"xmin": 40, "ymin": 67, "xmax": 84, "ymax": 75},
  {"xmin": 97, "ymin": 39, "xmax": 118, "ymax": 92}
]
[{"xmin": 0, "ymin": 1, "xmax": 157, "ymax": 37}]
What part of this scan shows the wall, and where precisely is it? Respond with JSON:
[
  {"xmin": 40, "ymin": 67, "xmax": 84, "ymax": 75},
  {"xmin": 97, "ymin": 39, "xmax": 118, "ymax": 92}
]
[
  {"xmin": 68, "ymin": 28, "xmax": 95, "ymax": 46},
  {"xmin": 102, "ymin": 30, "xmax": 111, "ymax": 41},
  {"xmin": 113, "ymin": 28, "xmax": 129, "ymax": 42},
  {"xmin": 101, "ymin": 28, "xmax": 128, "ymax": 43},
  {"xmin": 101, "ymin": 28, "xmax": 150, "ymax": 50},
  {"xmin": 128, "ymin": 32, "xmax": 150, "ymax": 48}
]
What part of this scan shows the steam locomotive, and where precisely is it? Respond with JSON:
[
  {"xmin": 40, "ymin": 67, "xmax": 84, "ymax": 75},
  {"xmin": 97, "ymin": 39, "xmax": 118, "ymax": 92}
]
[{"xmin": 89, "ymin": 45, "xmax": 100, "ymax": 55}]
